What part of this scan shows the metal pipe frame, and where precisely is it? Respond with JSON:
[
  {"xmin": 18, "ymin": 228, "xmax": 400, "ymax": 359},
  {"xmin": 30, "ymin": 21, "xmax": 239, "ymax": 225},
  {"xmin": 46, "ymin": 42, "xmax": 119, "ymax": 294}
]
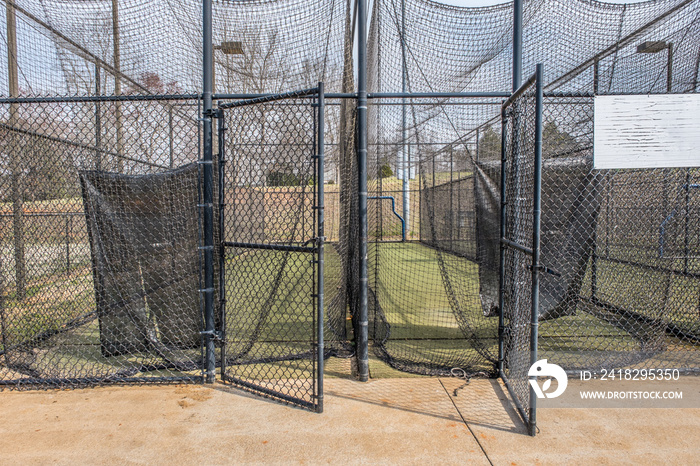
[
  {"xmin": 0, "ymin": 94, "xmax": 200, "ymax": 104},
  {"xmin": 316, "ymin": 81, "xmax": 325, "ymax": 413},
  {"xmin": 218, "ymin": 87, "xmax": 319, "ymax": 109},
  {"xmin": 0, "ymin": 91, "xmax": 514, "ymax": 105},
  {"xmin": 356, "ymin": 0, "xmax": 370, "ymax": 383},
  {"xmin": 513, "ymin": 0, "xmax": 523, "ymax": 92},
  {"xmin": 202, "ymin": 0, "xmax": 216, "ymax": 384},
  {"xmin": 368, "ymin": 196, "xmax": 406, "ymax": 239},
  {"xmin": 528, "ymin": 63, "xmax": 544, "ymax": 437}
]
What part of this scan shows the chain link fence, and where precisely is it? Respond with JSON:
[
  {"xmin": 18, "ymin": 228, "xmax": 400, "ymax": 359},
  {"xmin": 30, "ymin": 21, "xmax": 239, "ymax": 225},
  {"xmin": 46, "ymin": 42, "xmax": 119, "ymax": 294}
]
[
  {"xmin": 219, "ymin": 90, "xmax": 335, "ymax": 410},
  {"xmin": 0, "ymin": 97, "xmax": 204, "ymax": 388},
  {"xmin": 537, "ymin": 96, "xmax": 700, "ymax": 373}
]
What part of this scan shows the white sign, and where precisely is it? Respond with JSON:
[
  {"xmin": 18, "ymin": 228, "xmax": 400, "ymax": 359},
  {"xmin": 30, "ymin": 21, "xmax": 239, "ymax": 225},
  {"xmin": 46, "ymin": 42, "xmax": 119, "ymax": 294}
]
[{"xmin": 593, "ymin": 94, "xmax": 700, "ymax": 170}]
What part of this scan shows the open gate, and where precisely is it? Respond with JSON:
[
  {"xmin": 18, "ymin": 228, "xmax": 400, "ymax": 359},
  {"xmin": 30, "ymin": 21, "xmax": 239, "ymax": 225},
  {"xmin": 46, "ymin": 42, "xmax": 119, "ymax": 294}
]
[
  {"xmin": 217, "ymin": 86, "xmax": 325, "ymax": 412},
  {"xmin": 499, "ymin": 65, "xmax": 544, "ymax": 436}
]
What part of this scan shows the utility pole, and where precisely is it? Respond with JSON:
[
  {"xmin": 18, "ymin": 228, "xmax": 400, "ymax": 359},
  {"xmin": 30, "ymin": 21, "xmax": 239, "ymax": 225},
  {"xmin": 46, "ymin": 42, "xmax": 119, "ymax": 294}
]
[{"xmin": 6, "ymin": 0, "xmax": 26, "ymax": 299}]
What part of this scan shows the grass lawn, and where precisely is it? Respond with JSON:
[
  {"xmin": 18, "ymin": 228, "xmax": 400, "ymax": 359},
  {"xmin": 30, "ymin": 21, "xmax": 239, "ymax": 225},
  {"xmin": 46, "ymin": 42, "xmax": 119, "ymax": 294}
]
[{"xmin": 1, "ymin": 237, "xmax": 697, "ymax": 385}]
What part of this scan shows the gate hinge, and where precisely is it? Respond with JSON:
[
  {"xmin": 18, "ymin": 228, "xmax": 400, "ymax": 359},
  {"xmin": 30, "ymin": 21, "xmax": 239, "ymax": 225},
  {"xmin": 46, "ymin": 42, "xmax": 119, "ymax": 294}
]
[
  {"xmin": 527, "ymin": 264, "xmax": 562, "ymax": 277},
  {"xmin": 200, "ymin": 329, "xmax": 224, "ymax": 341}
]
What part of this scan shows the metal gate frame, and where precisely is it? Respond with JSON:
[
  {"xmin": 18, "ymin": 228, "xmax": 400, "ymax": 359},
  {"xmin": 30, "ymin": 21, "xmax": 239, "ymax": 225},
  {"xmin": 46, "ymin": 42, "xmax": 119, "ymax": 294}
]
[
  {"xmin": 215, "ymin": 85, "xmax": 325, "ymax": 412},
  {"xmin": 498, "ymin": 64, "xmax": 544, "ymax": 437}
]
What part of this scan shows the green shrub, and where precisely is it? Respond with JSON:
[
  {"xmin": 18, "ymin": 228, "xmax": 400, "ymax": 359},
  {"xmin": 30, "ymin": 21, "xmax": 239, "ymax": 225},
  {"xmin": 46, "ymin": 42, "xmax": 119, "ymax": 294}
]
[{"xmin": 379, "ymin": 164, "xmax": 393, "ymax": 179}]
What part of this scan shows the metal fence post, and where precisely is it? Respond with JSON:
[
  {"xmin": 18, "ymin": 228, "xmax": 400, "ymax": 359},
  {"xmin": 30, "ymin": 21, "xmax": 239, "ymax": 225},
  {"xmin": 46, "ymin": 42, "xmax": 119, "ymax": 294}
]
[
  {"xmin": 317, "ymin": 82, "xmax": 325, "ymax": 412},
  {"xmin": 65, "ymin": 215, "xmax": 71, "ymax": 276},
  {"xmin": 513, "ymin": 0, "xmax": 523, "ymax": 91},
  {"xmin": 529, "ymin": 63, "xmax": 544, "ymax": 437},
  {"xmin": 202, "ymin": 0, "xmax": 216, "ymax": 384},
  {"xmin": 357, "ymin": 0, "xmax": 370, "ymax": 383},
  {"xmin": 498, "ymin": 108, "xmax": 508, "ymax": 376}
]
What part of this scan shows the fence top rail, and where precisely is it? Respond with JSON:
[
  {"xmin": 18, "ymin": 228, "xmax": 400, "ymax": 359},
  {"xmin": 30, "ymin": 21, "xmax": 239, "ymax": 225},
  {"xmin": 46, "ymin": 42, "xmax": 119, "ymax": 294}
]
[
  {"xmin": 0, "ymin": 212, "xmax": 84, "ymax": 218},
  {"xmin": 503, "ymin": 71, "xmax": 538, "ymax": 110},
  {"xmin": 215, "ymin": 92, "xmax": 353, "ymax": 100},
  {"xmin": 0, "ymin": 94, "xmax": 201, "ymax": 104},
  {"xmin": 368, "ymin": 92, "xmax": 510, "ymax": 99},
  {"xmin": 218, "ymin": 87, "xmax": 319, "ymax": 109}
]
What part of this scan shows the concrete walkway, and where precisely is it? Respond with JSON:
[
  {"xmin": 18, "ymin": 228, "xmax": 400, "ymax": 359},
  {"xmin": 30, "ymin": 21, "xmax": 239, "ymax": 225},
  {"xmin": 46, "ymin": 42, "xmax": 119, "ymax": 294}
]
[{"xmin": 0, "ymin": 377, "xmax": 698, "ymax": 465}]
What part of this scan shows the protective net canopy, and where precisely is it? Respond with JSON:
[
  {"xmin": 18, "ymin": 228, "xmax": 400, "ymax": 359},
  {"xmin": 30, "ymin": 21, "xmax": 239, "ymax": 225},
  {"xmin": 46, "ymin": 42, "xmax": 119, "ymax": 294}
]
[
  {"xmin": 366, "ymin": 0, "xmax": 700, "ymax": 376},
  {"xmin": 1, "ymin": 0, "xmax": 699, "ymax": 391},
  {"xmin": 0, "ymin": 0, "xmax": 351, "ymax": 388}
]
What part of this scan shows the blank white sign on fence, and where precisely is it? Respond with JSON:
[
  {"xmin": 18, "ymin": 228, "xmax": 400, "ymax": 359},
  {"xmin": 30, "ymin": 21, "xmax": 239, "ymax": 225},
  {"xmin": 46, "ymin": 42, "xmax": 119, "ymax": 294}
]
[{"xmin": 593, "ymin": 94, "xmax": 700, "ymax": 170}]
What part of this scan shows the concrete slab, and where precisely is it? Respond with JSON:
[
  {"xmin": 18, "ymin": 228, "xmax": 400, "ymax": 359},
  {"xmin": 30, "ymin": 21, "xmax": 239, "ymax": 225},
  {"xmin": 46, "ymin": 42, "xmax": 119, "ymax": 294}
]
[
  {"xmin": 0, "ymin": 379, "xmax": 486, "ymax": 465},
  {"xmin": 443, "ymin": 377, "xmax": 700, "ymax": 465},
  {"xmin": 0, "ymin": 377, "xmax": 698, "ymax": 465}
]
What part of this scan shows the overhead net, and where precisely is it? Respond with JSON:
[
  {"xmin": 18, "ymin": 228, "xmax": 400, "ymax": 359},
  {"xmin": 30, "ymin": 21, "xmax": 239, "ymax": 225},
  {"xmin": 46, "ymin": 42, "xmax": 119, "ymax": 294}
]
[
  {"xmin": 0, "ymin": 0, "xmax": 351, "ymax": 387},
  {"xmin": 367, "ymin": 0, "xmax": 700, "ymax": 376}
]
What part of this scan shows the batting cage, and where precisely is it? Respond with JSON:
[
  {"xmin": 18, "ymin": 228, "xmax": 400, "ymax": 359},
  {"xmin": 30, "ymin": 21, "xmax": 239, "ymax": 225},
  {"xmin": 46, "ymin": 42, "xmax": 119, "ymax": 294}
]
[{"xmin": 0, "ymin": 0, "xmax": 699, "ymax": 436}]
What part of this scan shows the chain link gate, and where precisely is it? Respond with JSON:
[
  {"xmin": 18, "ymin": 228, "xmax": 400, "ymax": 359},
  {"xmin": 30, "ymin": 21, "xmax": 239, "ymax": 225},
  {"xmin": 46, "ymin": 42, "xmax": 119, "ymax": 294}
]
[
  {"xmin": 217, "ymin": 87, "xmax": 325, "ymax": 412},
  {"xmin": 499, "ymin": 65, "xmax": 544, "ymax": 436}
]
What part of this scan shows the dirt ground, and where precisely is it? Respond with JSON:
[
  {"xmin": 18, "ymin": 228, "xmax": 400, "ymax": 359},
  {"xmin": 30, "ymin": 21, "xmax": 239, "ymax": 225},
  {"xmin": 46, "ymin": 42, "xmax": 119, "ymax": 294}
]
[{"xmin": 0, "ymin": 377, "xmax": 698, "ymax": 465}]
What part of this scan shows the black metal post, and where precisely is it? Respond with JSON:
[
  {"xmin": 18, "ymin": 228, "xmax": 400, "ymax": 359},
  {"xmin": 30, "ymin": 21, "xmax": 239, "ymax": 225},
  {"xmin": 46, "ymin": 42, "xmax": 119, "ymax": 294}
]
[
  {"xmin": 317, "ymin": 82, "xmax": 325, "ymax": 412},
  {"xmin": 449, "ymin": 146, "xmax": 454, "ymax": 245},
  {"xmin": 667, "ymin": 43, "xmax": 673, "ymax": 93},
  {"xmin": 357, "ymin": 0, "xmax": 370, "ymax": 382},
  {"xmin": 529, "ymin": 63, "xmax": 544, "ymax": 437},
  {"xmin": 684, "ymin": 170, "xmax": 690, "ymax": 274},
  {"xmin": 202, "ymin": 0, "xmax": 216, "ymax": 384},
  {"xmin": 498, "ymin": 108, "xmax": 508, "ymax": 376},
  {"xmin": 593, "ymin": 59, "xmax": 599, "ymax": 94},
  {"xmin": 217, "ymin": 107, "xmax": 227, "ymax": 383},
  {"xmin": 401, "ymin": 0, "xmax": 408, "ymax": 242},
  {"xmin": 513, "ymin": 0, "xmax": 523, "ymax": 91},
  {"xmin": 95, "ymin": 64, "xmax": 102, "ymax": 170},
  {"xmin": 65, "ymin": 215, "xmax": 70, "ymax": 276},
  {"xmin": 169, "ymin": 105, "xmax": 174, "ymax": 168}
]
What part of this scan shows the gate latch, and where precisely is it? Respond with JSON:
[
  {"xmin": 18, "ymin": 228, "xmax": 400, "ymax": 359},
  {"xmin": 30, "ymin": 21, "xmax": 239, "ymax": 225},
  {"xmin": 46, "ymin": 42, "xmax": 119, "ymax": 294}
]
[
  {"xmin": 203, "ymin": 108, "xmax": 223, "ymax": 119},
  {"xmin": 527, "ymin": 264, "xmax": 562, "ymax": 277}
]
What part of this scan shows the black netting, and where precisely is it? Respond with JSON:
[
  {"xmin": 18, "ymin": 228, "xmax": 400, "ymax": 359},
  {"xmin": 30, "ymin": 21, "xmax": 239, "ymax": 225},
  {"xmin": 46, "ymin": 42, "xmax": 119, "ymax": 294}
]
[
  {"xmin": 0, "ymin": 98, "xmax": 202, "ymax": 388},
  {"xmin": 80, "ymin": 165, "xmax": 201, "ymax": 358},
  {"xmin": 364, "ymin": 0, "xmax": 700, "ymax": 381},
  {"xmin": 536, "ymin": 97, "xmax": 700, "ymax": 373},
  {"xmin": 1, "ymin": 0, "xmax": 699, "ymax": 397}
]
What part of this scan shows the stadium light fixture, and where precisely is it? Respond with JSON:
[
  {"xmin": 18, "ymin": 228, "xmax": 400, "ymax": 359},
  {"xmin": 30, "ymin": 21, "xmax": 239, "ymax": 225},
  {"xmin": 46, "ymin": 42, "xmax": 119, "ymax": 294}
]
[
  {"xmin": 636, "ymin": 40, "xmax": 673, "ymax": 92},
  {"xmin": 636, "ymin": 40, "xmax": 669, "ymax": 54},
  {"xmin": 215, "ymin": 41, "xmax": 244, "ymax": 55}
]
